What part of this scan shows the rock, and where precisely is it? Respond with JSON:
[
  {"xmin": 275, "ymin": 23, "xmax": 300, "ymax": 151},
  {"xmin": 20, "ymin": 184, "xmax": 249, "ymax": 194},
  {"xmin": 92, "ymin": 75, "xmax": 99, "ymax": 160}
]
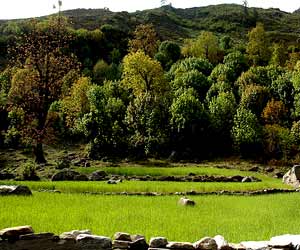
[
  {"xmin": 51, "ymin": 169, "xmax": 80, "ymax": 181},
  {"xmin": 131, "ymin": 234, "xmax": 145, "ymax": 241},
  {"xmin": 213, "ymin": 235, "xmax": 228, "ymax": 250},
  {"xmin": 241, "ymin": 176, "xmax": 261, "ymax": 183},
  {"xmin": 19, "ymin": 232, "xmax": 54, "ymax": 240},
  {"xmin": 230, "ymin": 175, "xmax": 244, "ymax": 182},
  {"xmin": 283, "ymin": 165, "xmax": 300, "ymax": 187},
  {"xmin": 194, "ymin": 237, "xmax": 218, "ymax": 250},
  {"xmin": 107, "ymin": 179, "xmax": 122, "ymax": 184},
  {"xmin": 274, "ymin": 172, "xmax": 284, "ymax": 178},
  {"xmin": 56, "ymin": 158, "xmax": 71, "ymax": 170},
  {"xmin": 0, "ymin": 225, "xmax": 33, "ymax": 240},
  {"xmin": 265, "ymin": 167, "xmax": 274, "ymax": 173},
  {"xmin": 74, "ymin": 174, "xmax": 89, "ymax": 181},
  {"xmin": 113, "ymin": 240, "xmax": 131, "ymax": 249},
  {"xmin": 114, "ymin": 232, "xmax": 131, "ymax": 241},
  {"xmin": 178, "ymin": 197, "xmax": 196, "ymax": 206},
  {"xmin": 130, "ymin": 238, "xmax": 149, "ymax": 250},
  {"xmin": 90, "ymin": 170, "xmax": 108, "ymax": 181},
  {"xmin": 269, "ymin": 234, "xmax": 300, "ymax": 249},
  {"xmin": 167, "ymin": 241, "xmax": 195, "ymax": 249},
  {"xmin": 249, "ymin": 166, "xmax": 259, "ymax": 172},
  {"xmin": 0, "ymin": 185, "xmax": 32, "ymax": 196},
  {"xmin": 85, "ymin": 162, "xmax": 91, "ymax": 167},
  {"xmin": 240, "ymin": 241, "xmax": 269, "ymax": 250},
  {"xmin": 76, "ymin": 234, "xmax": 112, "ymax": 250},
  {"xmin": 60, "ymin": 229, "xmax": 91, "ymax": 240},
  {"xmin": 0, "ymin": 171, "xmax": 15, "ymax": 180},
  {"xmin": 149, "ymin": 237, "xmax": 168, "ymax": 248},
  {"xmin": 228, "ymin": 243, "xmax": 246, "ymax": 250}
]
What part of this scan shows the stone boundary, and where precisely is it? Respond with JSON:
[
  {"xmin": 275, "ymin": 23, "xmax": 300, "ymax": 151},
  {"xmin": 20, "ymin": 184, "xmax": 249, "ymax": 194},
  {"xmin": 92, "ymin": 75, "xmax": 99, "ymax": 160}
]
[
  {"xmin": 37, "ymin": 188, "xmax": 296, "ymax": 196},
  {"xmin": 1, "ymin": 226, "xmax": 300, "ymax": 250}
]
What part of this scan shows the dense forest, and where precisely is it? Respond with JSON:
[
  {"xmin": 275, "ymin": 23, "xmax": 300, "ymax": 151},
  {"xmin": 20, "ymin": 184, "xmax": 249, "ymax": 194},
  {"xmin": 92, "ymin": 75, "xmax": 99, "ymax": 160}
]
[{"xmin": 1, "ymin": 4, "xmax": 300, "ymax": 164}]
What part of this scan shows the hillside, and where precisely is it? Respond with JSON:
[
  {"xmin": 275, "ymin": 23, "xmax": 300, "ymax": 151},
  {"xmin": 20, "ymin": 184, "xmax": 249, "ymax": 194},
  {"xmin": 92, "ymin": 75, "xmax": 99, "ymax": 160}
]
[
  {"xmin": 1, "ymin": 4, "xmax": 300, "ymax": 43},
  {"xmin": 59, "ymin": 4, "xmax": 300, "ymax": 42}
]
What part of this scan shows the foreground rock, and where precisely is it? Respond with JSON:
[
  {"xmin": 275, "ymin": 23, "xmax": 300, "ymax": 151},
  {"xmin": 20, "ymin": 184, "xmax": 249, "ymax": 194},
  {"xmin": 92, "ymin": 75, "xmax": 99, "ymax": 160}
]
[
  {"xmin": 0, "ymin": 225, "xmax": 33, "ymax": 240},
  {"xmin": 194, "ymin": 237, "xmax": 218, "ymax": 250},
  {"xmin": 149, "ymin": 237, "xmax": 168, "ymax": 248},
  {"xmin": 283, "ymin": 165, "xmax": 300, "ymax": 188},
  {"xmin": 60, "ymin": 230, "xmax": 91, "ymax": 240},
  {"xmin": 114, "ymin": 232, "xmax": 131, "ymax": 242},
  {"xmin": 167, "ymin": 241, "xmax": 195, "ymax": 249},
  {"xmin": 0, "ymin": 185, "xmax": 32, "ymax": 196},
  {"xmin": 76, "ymin": 234, "xmax": 112, "ymax": 250},
  {"xmin": 269, "ymin": 234, "xmax": 300, "ymax": 249}
]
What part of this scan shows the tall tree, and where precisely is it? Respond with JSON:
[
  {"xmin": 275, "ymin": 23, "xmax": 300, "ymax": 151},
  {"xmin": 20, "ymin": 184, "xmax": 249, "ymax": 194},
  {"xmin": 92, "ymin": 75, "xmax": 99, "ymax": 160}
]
[
  {"xmin": 128, "ymin": 24, "xmax": 159, "ymax": 58},
  {"xmin": 8, "ymin": 18, "xmax": 78, "ymax": 163},
  {"xmin": 246, "ymin": 23, "xmax": 271, "ymax": 66},
  {"xmin": 182, "ymin": 31, "xmax": 221, "ymax": 64}
]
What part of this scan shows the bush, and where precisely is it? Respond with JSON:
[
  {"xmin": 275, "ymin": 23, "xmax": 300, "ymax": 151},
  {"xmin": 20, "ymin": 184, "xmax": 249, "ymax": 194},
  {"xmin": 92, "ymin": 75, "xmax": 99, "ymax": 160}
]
[{"xmin": 21, "ymin": 162, "xmax": 40, "ymax": 181}]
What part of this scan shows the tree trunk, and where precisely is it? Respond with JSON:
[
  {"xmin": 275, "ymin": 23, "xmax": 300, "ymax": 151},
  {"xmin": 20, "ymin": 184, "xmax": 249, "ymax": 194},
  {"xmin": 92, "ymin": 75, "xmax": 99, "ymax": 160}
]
[{"xmin": 34, "ymin": 142, "xmax": 46, "ymax": 164}]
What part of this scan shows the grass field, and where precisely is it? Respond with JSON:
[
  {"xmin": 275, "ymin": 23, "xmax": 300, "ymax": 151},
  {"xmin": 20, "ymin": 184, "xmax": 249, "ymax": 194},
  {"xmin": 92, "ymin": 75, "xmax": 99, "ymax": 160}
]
[
  {"xmin": 0, "ymin": 178, "xmax": 291, "ymax": 194},
  {"xmin": 1, "ymin": 193, "xmax": 300, "ymax": 242}
]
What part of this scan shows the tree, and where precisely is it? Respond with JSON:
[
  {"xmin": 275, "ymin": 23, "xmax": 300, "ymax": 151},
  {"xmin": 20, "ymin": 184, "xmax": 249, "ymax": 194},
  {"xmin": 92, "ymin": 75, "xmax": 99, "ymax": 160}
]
[
  {"xmin": 122, "ymin": 51, "xmax": 167, "ymax": 97},
  {"xmin": 232, "ymin": 108, "xmax": 262, "ymax": 156},
  {"xmin": 270, "ymin": 43, "xmax": 287, "ymax": 67},
  {"xmin": 8, "ymin": 19, "xmax": 78, "ymax": 163},
  {"xmin": 122, "ymin": 51, "xmax": 169, "ymax": 156},
  {"xmin": 182, "ymin": 31, "xmax": 221, "ymax": 64},
  {"xmin": 128, "ymin": 24, "xmax": 159, "ymax": 58},
  {"xmin": 155, "ymin": 40, "xmax": 181, "ymax": 70},
  {"xmin": 261, "ymin": 99, "xmax": 287, "ymax": 125},
  {"xmin": 246, "ymin": 23, "xmax": 271, "ymax": 66}
]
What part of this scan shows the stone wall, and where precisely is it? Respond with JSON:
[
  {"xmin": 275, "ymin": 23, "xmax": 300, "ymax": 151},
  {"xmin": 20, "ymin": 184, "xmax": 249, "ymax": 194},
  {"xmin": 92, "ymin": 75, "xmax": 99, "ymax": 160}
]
[{"xmin": 1, "ymin": 226, "xmax": 300, "ymax": 250}]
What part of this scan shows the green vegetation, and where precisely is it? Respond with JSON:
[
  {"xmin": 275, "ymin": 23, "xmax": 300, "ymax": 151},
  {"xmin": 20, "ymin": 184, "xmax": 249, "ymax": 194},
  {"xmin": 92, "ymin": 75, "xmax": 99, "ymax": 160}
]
[{"xmin": 1, "ymin": 193, "xmax": 300, "ymax": 242}]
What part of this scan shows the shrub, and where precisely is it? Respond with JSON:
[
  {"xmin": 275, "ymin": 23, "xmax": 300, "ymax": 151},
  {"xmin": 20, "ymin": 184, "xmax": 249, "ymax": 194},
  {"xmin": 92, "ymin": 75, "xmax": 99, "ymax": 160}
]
[{"xmin": 21, "ymin": 162, "xmax": 40, "ymax": 181}]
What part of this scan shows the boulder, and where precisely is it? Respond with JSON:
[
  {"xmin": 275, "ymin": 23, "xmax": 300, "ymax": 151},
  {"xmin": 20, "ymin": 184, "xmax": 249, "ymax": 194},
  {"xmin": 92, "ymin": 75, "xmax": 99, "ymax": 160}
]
[
  {"xmin": 130, "ymin": 238, "xmax": 148, "ymax": 250},
  {"xmin": 213, "ymin": 235, "xmax": 228, "ymax": 250},
  {"xmin": 76, "ymin": 234, "xmax": 112, "ymax": 250},
  {"xmin": 51, "ymin": 170, "xmax": 80, "ymax": 181},
  {"xmin": 194, "ymin": 237, "xmax": 218, "ymax": 250},
  {"xmin": 89, "ymin": 171, "xmax": 108, "ymax": 181},
  {"xmin": 249, "ymin": 166, "xmax": 259, "ymax": 172},
  {"xmin": 269, "ymin": 234, "xmax": 300, "ymax": 249},
  {"xmin": 131, "ymin": 234, "xmax": 145, "ymax": 242},
  {"xmin": 240, "ymin": 241, "xmax": 269, "ymax": 250},
  {"xmin": 167, "ymin": 241, "xmax": 194, "ymax": 249},
  {"xmin": 114, "ymin": 232, "xmax": 131, "ymax": 241},
  {"xmin": 0, "ymin": 171, "xmax": 15, "ymax": 180},
  {"xmin": 149, "ymin": 237, "xmax": 168, "ymax": 248},
  {"xmin": 241, "ymin": 176, "xmax": 261, "ymax": 183},
  {"xmin": 113, "ymin": 240, "xmax": 131, "ymax": 249},
  {"xmin": 283, "ymin": 165, "xmax": 300, "ymax": 187},
  {"xmin": 0, "ymin": 185, "xmax": 32, "ymax": 196},
  {"xmin": 178, "ymin": 197, "xmax": 196, "ymax": 206},
  {"xmin": 60, "ymin": 229, "xmax": 91, "ymax": 240},
  {"xmin": 74, "ymin": 174, "xmax": 89, "ymax": 181},
  {"xmin": 0, "ymin": 225, "xmax": 33, "ymax": 240}
]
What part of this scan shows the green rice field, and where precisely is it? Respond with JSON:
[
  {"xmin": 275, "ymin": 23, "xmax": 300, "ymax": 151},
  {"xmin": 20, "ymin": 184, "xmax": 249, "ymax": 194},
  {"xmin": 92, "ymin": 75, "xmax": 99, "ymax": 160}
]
[{"xmin": 1, "ymin": 193, "xmax": 300, "ymax": 243}]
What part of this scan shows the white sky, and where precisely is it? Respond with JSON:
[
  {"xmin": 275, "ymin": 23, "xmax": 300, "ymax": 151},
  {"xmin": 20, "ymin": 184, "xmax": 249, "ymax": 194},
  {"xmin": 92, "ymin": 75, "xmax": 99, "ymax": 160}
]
[{"xmin": 1, "ymin": 0, "xmax": 299, "ymax": 20}]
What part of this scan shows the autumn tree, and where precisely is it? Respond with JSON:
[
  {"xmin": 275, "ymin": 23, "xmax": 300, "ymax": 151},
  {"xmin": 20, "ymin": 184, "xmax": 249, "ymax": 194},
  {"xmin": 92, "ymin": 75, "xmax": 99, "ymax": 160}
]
[
  {"xmin": 182, "ymin": 31, "xmax": 221, "ymax": 64},
  {"xmin": 246, "ymin": 23, "xmax": 271, "ymax": 66},
  {"xmin": 122, "ymin": 51, "xmax": 169, "ymax": 156},
  {"xmin": 128, "ymin": 24, "xmax": 159, "ymax": 58},
  {"xmin": 8, "ymin": 18, "xmax": 78, "ymax": 163}
]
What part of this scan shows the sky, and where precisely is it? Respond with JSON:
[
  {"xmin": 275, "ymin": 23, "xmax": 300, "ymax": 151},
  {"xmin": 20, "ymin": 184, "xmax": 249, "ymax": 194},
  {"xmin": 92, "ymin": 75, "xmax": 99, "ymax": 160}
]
[{"xmin": 0, "ymin": 0, "xmax": 299, "ymax": 20}]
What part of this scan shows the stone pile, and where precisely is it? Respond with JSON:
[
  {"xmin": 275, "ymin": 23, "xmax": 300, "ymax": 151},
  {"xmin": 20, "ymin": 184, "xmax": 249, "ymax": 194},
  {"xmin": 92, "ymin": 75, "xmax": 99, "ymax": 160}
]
[
  {"xmin": 2, "ymin": 226, "xmax": 300, "ymax": 250},
  {"xmin": 50, "ymin": 169, "xmax": 261, "ymax": 183}
]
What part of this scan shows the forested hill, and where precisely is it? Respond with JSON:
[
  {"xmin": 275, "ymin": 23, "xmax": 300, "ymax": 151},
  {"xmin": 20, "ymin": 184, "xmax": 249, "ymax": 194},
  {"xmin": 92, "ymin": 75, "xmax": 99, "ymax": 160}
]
[
  {"xmin": 1, "ymin": 4, "xmax": 300, "ymax": 42},
  {"xmin": 47, "ymin": 4, "xmax": 300, "ymax": 42}
]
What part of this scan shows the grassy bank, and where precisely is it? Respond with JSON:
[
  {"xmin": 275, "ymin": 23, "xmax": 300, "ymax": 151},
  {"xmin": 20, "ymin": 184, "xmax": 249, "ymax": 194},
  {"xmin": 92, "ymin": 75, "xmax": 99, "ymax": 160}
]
[
  {"xmin": 0, "ymin": 178, "xmax": 290, "ymax": 194},
  {"xmin": 1, "ymin": 193, "xmax": 300, "ymax": 242}
]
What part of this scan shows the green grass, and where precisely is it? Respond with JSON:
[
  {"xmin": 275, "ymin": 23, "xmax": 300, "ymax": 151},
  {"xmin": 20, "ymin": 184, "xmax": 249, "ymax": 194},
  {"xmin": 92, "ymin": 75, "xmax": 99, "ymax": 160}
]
[
  {"xmin": 0, "ymin": 178, "xmax": 290, "ymax": 194},
  {"xmin": 77, "ymin": 166, "xmax": 271, "ymax": 178},
  {"xmin": 1, "ymin": 193, "xmax": 300, "ymax": 242}
]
